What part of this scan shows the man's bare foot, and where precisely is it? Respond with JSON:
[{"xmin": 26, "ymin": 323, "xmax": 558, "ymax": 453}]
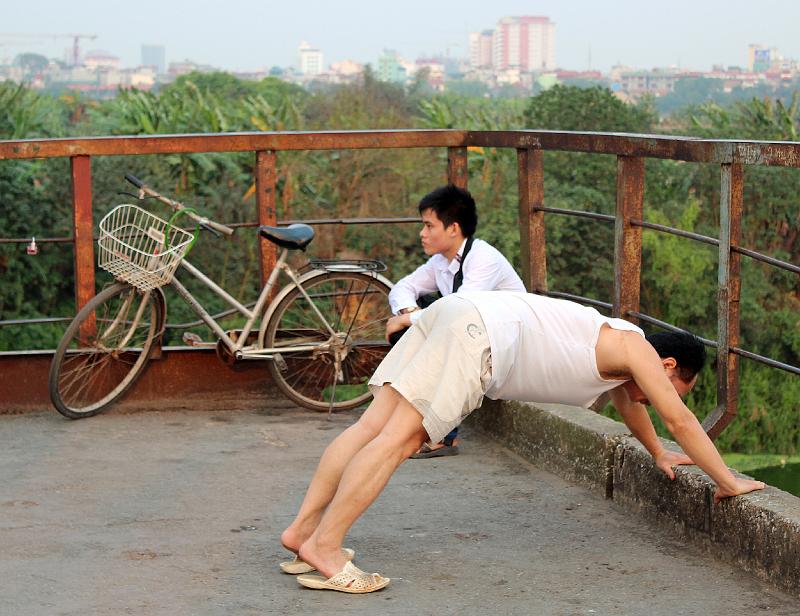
[
  {"xmin": 298, "ymin": 536, "xmax": 348, "ymax": 579},
  {"xmin": 281, "ymin": 521, "xmax": 317, "ymax": 555},
  {"xmin": 713, "ymin": 478, "xmax": 766, "ymax": 504}
]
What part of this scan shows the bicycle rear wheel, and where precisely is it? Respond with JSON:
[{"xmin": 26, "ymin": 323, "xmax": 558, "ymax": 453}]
[
  {"xmin": 49, "ymin": 282, "xmax": 164, "ymax": 419},
  {"xmin": 264, "ymin": 271, "xmax": 392, "ymax": 411}
]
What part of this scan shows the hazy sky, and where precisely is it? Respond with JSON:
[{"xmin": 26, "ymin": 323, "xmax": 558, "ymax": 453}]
[{"xmin": 4, "ymin": 0, "xmax": 799, "ymax": 72}]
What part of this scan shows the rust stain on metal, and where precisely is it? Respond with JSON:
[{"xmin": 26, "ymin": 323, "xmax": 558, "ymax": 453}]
[
  {"xmin": 517, "ymin": 148, "xmax": 547, "ymax": 293},
  {"xmin": 705, "ymin": 162, "xmax": 744, "ymax": 440},
  {"xmin": 0, "ymin": 350, "xmax": 277, "ymax": 414},
  {"xmin": 255, "ymin": 150, "xmax": 278, "ymax": 290},
  {"xmin": 447, "ymin": 147, "xmax": 468, "ymax": 189},
  {"xmin": 613, "ymin": 156, "xmax": 644, "ymax": 324},
  {"xmin": 70, "ymin": 155, "xmax": 96, "ymax": 338}
]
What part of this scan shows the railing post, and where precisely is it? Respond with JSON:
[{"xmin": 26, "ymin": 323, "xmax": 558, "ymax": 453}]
[
  {"xmin": 447, "ymin": 146, "xmax": 468, "ymax": 189},
  {"xmin": 703, "ymin": 162, "xmax": 743, "ymax": 439},
  {"xmin": 517, "ymin": 148, "xmax": 547, "ymax": 292},
  {"xmin": 255, "ymin": 150, "xmax": 278, "ymax": 288},
  {"xmin": 613, "ymin": 156, "xmax": 645, "ymax": 323},
  {"xmin": 71, "ymin": 155, "xmax": 95, "ymax": 338}
]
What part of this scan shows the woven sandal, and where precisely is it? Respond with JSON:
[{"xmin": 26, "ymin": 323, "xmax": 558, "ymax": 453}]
[
  {"xmin": 280, "ymin": 547, "xmax": 355, "ymax": 575},
  {"xmin": 296, "ymin": 561, "xmax": 390, "ymax": 594}
]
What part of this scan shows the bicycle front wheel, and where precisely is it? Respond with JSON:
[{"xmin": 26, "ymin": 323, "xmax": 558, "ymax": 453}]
[
  {"xmin": 264, "ymin": 271, "xmax": 393, "ymax": 411},
  {"xmin": 49, "ymin": 282, "xmax": 164, "ymax": 419}
]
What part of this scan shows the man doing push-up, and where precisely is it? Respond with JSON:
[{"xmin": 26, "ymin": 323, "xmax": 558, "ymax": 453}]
[{"xmin": 279, "ymin": 291, "xmax": 765, "ymax": 593}]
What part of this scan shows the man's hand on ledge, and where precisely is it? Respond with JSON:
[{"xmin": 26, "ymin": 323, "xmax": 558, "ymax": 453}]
[
  {"xmin": 654, "ymin": 450, "xmax": 766, "ymax": 502},
  {"xmin": 714, "ymin": 478, "xmax": 766, "ymax": 504},
  {"xmin": 654, "ymin": 449, "xmax": 694, "ymax": 480}
]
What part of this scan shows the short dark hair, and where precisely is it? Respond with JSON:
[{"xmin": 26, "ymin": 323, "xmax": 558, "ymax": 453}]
[
  {"xmin": 418, "ymin": 185, "xmax": 478, "ymax": 237},
  {"xmin": 645, "ymin": 332, "xmax": 706, "ymax": 382}
]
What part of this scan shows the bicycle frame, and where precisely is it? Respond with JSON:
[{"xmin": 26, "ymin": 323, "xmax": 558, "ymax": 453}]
[{"xmin": 165, "ymin": 247, "xmax": 379, "ymax": 361}]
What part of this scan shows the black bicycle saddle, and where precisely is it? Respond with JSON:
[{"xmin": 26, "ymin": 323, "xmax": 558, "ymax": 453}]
[{"xmin": 258, "ymin": 224, "xmax": 315, "ymax": 250}]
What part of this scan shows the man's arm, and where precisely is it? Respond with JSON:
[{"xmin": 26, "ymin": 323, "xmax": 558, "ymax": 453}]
[
  {"xmin": 608, "ymin": 386, "xmax": 694, "ymax": 480},
  {"xmin": 617, "ymin": 333, "xmax": 764, "ymax": 502},
  {"xmin": 388, "ymin": 259, "xmax": 439, "ymax": 314}
]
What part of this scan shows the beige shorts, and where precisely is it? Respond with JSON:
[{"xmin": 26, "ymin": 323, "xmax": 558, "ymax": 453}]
[{"xmin": 369, "ymin": 296, "xmax": 492, "ymax": 444}]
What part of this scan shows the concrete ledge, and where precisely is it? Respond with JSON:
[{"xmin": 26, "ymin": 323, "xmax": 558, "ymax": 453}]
[
  {"xmin": 465, "ymin": 399, "xmax": 800, "ymax": 596},
  {"xmin": 466, "ymin": 398, "xmax": 630, "ymax": 497}
]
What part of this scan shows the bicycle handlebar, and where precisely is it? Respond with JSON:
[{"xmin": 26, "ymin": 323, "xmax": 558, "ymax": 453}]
[
  {"xmin": 124, "ymin": 173, "xmax": 145, "ymax": 189},
  {"xmin": 123, "ymin": 174, "xmax": 235, "ymax": 236}
]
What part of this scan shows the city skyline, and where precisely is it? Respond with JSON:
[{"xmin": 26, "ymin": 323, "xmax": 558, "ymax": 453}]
[{"xmin": 5, "ymin": 0, "xmax": 800, "ymax": 73}]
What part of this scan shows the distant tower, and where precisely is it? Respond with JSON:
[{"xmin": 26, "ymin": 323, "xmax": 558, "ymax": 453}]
[
  {"xmin": 468, "ymin": 30, "xmax": 494, "ymax": 68},
  {"xmin": 141, "ymin": 44, "xmax": 166, "ymax": 73},
  {"xmin": 298, "ymin": 41, "xmax": 324, "ymax": 76},
  {"xmin": 492, "ymin": 16, "xmax": 555, "ymax": 71},
  {"xmin": 377, "ymin": 49, "xmax": 407, "ymax": 83}
]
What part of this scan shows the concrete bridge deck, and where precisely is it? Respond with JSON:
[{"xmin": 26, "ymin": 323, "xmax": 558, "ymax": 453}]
[{"xmin": 1, "ymin": 405, "xmax": 797, "ymax": 616}]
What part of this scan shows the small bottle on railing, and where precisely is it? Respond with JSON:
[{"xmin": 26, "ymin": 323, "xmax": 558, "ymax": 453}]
[{"xmin": 26, "ymin": 237, "xmax": 38, "ymax": 255}]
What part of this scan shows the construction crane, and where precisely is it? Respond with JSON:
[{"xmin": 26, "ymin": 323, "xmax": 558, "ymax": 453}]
[{"xmin": 0, "ymin": 33, "xmax": 98, "ymax": 66}]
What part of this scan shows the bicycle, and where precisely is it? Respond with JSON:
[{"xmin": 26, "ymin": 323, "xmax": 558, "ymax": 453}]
[{"xmin": 49, "ymin": 174, "xmax": 394, "ymax": 419}]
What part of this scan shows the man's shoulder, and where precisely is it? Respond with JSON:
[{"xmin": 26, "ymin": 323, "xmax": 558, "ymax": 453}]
[
  {"xmin": 467, "ymin": 238, "xmax": 519, "ymax": 273},
  {"xmin": 468, "ymin": 238, "xmax": 507, "ymax": 260}
]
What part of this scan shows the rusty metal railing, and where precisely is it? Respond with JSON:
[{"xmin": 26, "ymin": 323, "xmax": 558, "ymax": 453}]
[{"xmin": 1, "ymin": 129, "xmax": 798, "ymax": 437}]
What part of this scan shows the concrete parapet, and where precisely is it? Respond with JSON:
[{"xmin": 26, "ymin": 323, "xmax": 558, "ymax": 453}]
[
  {"xmin": 465, "ymin": 398, "xmax": 800, "ymax": 596},
  {"xmin": 466, "ymin": 398, "xmax": 629, "ymax": 497}
]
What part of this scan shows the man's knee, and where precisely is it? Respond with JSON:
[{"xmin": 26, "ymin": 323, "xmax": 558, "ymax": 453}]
[
  {"xmin": 351, "ymin": 386, "xmax": 401, "ymax": 440},
  {"xmin": 400, "ymin": 428, "xmax": 429, "ymax": 459}
]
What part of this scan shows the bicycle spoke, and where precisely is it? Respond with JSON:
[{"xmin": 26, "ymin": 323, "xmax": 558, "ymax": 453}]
[
  {"xmin": 50, "ymin": 283, "xmax": 160, "ymax": 417},
  {"xmin": 265, "ymin": 272, "xmax": 392, "ymax": 411}
]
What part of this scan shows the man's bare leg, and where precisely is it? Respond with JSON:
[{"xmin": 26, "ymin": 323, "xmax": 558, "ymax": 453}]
[
  {"xmin": 281, "ymin": 386, "xmax": 404, "ymax": 554},
  {"xmin": 298, "ymin": 394, "xmax": 428, "ymax": 577}
]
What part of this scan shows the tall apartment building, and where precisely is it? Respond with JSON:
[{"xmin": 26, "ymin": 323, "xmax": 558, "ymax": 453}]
[
  {"xmin": 469, "ymin": 17, "xmax": 555, "ymax": 72},
  {"xmin": 492, "ymin": 16, "xmax": 555, "ymax": 71},
  {"xmin": 298, "ymin": 41, "xmax": 324, "ymax": 76},
  {"xmin": 377, "ymin": 49, "xmax": 407, "ymax": 83},
  {"xmin": 748, "ymin": 44, "xmax": 782, "ymax": 72},
  {"xmin": 141, "ymin": 45, "xmax": 166, "ymax": 74},
  {"xmin": 468, "ymin": 30, "xmax": 493, "ymax": 68}
]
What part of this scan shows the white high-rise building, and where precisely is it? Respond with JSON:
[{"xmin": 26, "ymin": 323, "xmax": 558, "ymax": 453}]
[
  {"xmin": 492, "ymin": 16, "xmax": 555, "ymax": 71},
  {"xmin": 468, "ymin": 30, "xmax": 494, "ymax": 69},
  {"xmin": 298, "ymin": 41, "xmax": 324, "ymax": 76},
  {"xmin": 141, "ymin": 44, "xmax": 166, "ymax": 74}
]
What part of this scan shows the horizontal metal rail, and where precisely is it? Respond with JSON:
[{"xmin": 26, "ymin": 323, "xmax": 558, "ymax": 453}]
[
  {"xmin": 0, "ymin": 317, "xmax": 72, "ymax": 327},
  {"xmin": 538, "ymin": 290, "xmax": 613, "ymax": 311},
  {"xmin": 731, "ymin": 347, "xmax": 800, "ymax": 376},
  {"xmin": 631, "ymin": 220, "xmax": 800, "ymax": 275},
  {"xmin": 627, "ymin": 310, "xmax": 717, "ymax": 347},
  {"xmin": 532, "ymin": 206, "xmax": 615, "ymax": 223},
  {"xmin": 5, "ymin": 129, "xmax": 800, "ymax": 167},
  {"xmin": 0, "ymin": 216, "xmax": 422, "ymax": 245}
]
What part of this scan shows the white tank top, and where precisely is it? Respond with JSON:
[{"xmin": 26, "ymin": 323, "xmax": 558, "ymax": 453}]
[{"xmin": 454, "ymin": 292, "xmax": 645, "ymax": 407}]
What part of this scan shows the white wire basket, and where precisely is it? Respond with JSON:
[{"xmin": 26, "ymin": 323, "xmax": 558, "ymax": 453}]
[{"xmin": 98, "ymin": 204, "xmax": 195, "ymax": 292}]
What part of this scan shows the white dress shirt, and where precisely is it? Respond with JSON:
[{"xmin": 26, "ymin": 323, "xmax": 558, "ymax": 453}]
[{"xmin": 389, "ymin": 238, "xmax": 525, "ymax": 324}]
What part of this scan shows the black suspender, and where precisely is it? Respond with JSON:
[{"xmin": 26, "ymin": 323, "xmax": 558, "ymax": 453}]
[{"xmin": 452, "ymin": 236, "xmax": 475, "ymax": 293}]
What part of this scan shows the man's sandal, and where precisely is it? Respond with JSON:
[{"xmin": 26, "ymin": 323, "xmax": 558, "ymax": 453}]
[
  {"xmin": 296, "ymin": 561, "xmax": 390, "ymax": 593},
  {"xmin": 280, "ymin": 547, "xmax": 355, "ymax": 575},
  {"xmin": 409, "ymin": 441, "xmax": 459, "ymax": 459}
]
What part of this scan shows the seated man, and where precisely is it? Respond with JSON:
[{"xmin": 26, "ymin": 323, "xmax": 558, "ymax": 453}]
[
  {"xmin": 281, "ymin": 292, "xmax": 764, "ymax": 593},
  {"xmin": 388, "ymin": 185, "xmax": 525, "ymax": 457}
]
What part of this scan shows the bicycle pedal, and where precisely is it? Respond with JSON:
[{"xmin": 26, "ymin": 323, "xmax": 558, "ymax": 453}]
[
  {"xmin": 273, "ymin": 353, "xmax": 288, "ymax": 373},
  {"xmin": 182, "ymin": 332, "xmax": 204, "ymax": 346}
]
